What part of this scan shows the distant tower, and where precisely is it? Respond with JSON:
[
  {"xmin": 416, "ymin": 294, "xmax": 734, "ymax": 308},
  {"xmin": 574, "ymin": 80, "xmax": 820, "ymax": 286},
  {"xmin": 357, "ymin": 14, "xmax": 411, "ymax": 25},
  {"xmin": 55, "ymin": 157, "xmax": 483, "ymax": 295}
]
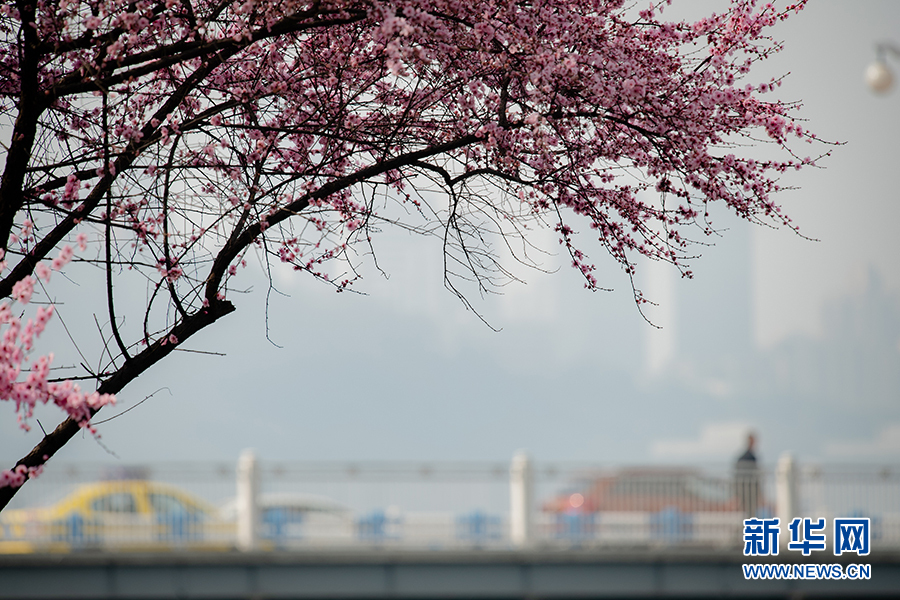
[
  {"xmin": 643, "ymin": 257, "xmax": 677, "ymax": 376},
  {"xmin": 643, "ymin": 209, "xmax": 755, "ymax": 390},
  {"xmin": 678, "ymin": 214, "xmax": 754, "ymax": 369}
]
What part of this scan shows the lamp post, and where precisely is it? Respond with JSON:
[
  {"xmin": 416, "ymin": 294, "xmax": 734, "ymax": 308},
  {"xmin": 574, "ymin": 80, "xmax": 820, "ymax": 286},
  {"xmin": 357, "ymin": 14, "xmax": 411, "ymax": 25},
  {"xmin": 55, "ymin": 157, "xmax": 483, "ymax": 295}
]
[{"xmin": 866, "ymin": 42, "xmax": 900, "ymax": 94}]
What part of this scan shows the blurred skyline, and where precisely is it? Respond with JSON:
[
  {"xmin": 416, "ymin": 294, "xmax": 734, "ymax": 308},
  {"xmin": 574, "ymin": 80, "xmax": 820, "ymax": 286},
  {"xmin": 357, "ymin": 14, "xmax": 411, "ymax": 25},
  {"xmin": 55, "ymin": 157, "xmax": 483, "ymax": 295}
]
[{"xmin": 2, "ymin": 0, "xmax": 899, "ymax": 470}]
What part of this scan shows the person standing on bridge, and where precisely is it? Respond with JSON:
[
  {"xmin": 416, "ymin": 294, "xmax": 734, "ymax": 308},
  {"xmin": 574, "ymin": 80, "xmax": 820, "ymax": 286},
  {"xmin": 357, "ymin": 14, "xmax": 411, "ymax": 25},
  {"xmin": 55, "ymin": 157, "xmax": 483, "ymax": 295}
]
[{"xmin": 735, "ymin": 433, "xmax": 761, "ymax": 519}]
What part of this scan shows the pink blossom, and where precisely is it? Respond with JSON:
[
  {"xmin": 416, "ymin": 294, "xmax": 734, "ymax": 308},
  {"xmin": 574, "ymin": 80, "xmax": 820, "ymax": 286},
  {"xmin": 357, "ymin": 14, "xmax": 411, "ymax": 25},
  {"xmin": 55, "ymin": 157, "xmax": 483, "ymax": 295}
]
[
  {"xmin": 51, "ymin": 245, "xmax": 74, "ymax": 271},
  {"xmin": 157, "ymin": 258, "xmax": 183, "ymax": 282},
  {"xmin": 35, "ymin": 262, "xmax": 51, "ymax": 283},
  {"xmin": 11, "ymin": 277, "xmax": 34, "ymax": 305},
  {"xmin": 62, "ymin": 174, "xmax": 80, "ymax": 205}
]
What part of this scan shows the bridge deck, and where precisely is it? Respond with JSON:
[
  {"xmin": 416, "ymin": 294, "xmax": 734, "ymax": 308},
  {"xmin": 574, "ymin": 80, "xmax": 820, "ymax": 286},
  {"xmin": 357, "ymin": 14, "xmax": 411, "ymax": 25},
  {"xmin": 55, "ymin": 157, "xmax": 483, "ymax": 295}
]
[{"xmin": 2, "ymin": 549, "xmax": 899, "ymax": 599}]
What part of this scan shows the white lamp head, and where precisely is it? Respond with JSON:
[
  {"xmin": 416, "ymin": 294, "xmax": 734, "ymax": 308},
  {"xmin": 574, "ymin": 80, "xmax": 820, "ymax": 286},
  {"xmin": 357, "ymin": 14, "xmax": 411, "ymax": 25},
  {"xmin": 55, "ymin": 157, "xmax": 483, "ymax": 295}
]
[{"xmin": 866, "ymin": 60, "xmax": 894, "ymax": 94}]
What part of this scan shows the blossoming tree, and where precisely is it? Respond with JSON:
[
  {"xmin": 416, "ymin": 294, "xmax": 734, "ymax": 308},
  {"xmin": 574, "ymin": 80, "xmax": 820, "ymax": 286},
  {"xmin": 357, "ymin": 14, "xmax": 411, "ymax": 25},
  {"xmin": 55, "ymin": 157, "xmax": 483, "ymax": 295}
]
[{"xmin": 0, "ymin": 0, "xmax": 818, "ymax": 507}]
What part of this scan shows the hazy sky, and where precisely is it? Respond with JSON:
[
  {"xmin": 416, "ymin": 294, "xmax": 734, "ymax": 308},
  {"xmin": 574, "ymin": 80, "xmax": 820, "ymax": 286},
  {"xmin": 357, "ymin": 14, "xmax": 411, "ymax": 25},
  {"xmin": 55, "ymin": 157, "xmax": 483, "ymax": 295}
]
[{"xmin": 2, "ymin": 0, "xmax": 899, "ymax": 471}]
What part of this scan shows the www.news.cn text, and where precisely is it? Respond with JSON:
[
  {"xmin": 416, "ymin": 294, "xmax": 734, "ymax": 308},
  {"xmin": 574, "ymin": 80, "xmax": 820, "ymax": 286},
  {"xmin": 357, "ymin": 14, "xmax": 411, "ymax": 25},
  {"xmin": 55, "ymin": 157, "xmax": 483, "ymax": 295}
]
[{"xmin": 743, "ymin": 563, "xmax": 871, "ymax": 580}]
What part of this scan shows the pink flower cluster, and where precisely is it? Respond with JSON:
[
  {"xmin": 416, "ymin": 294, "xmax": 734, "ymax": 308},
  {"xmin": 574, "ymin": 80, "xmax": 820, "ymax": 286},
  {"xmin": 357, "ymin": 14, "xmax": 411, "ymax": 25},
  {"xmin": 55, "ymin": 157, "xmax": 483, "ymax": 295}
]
[
  {"xmin": 0, "ymin": 464, "xmax": 43, "ymax": 489},
  {"xmin": 0, "ymin": 244, "xmax": 116, "ymax": 488}
]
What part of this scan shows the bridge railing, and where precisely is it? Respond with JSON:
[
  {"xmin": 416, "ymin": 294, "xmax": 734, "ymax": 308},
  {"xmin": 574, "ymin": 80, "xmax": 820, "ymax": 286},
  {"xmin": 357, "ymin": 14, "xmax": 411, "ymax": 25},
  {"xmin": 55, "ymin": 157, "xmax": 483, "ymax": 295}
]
[{"xmin": 1, "ymin": 455, "xmax": 897, "ymax": 553}]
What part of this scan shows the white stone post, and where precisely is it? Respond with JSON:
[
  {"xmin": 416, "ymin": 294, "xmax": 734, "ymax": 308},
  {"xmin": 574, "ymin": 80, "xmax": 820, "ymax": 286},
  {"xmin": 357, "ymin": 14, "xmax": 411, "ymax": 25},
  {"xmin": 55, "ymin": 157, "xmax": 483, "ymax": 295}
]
[
  {"xmin": 776, "ymin": 452, "xmax": 798, "ymax": 548},
  {"xmin": 237, "ymin": 449, "xmax": 259, "ymax": 552},
  {"xmin": 510, "ymin": 450, "xmax": 534, "ymax": 547}
]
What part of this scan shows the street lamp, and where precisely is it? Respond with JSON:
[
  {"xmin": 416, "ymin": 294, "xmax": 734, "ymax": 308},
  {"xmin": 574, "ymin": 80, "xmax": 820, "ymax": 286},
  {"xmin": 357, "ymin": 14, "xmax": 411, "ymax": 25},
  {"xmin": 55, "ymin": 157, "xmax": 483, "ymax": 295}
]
[{"xmin": 866, "ymin": 42, "xmax": 900, "ymax": 94}]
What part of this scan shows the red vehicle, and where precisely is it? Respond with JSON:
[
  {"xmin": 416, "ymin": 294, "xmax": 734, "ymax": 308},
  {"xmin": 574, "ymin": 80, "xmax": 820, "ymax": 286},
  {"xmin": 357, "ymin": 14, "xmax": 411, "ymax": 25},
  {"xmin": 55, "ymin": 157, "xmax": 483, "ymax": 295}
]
[{"xmin": 543, "ymin": 468, "xmax": 752, "ymax": 514}]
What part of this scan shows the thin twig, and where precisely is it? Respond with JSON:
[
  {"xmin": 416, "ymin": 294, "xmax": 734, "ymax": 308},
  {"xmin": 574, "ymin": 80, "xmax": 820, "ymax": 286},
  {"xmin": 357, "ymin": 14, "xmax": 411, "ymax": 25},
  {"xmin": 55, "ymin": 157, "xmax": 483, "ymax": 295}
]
[
  {"xmin": 92, "ymin": 388, "xmax": 171, "ymax": 425},
  {"xmin": 172, "ymin": 348, "xmax": 227, "ymax": 356}
]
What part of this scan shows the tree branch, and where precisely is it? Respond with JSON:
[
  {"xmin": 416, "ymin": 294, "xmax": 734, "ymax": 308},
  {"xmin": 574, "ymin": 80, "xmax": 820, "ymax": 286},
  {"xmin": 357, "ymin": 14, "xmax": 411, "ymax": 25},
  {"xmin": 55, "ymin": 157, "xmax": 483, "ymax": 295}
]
[{"xmin": 0, "ymin": 297, "xmax": 235, "ymax": 510}]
